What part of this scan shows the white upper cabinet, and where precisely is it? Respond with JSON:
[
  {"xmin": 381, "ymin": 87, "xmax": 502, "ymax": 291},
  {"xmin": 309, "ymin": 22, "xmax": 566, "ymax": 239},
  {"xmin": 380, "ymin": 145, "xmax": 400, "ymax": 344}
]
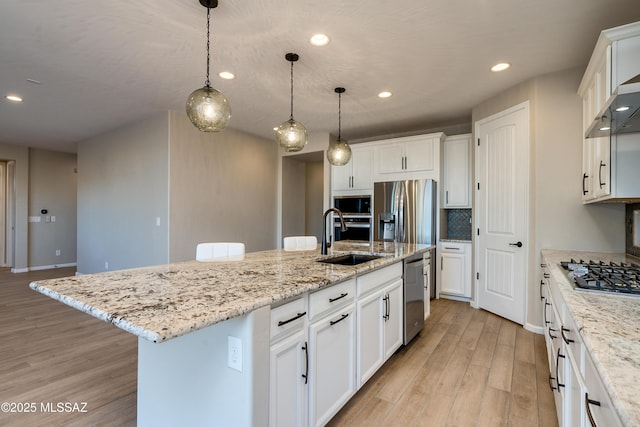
[
  {"xmin": 331, "ymin": 145, "xmax": 373, "ymax": 194},
  {"xmin": 371, "ymin": 133, "xmax": 444, "ymax": 182},
  {"xmin": 578, "ymin": 22, "xmax": 640, "ymax": 203},
  {"xmin": 442, "ymin": 134, "xmax": 471, "ymax": 208}
]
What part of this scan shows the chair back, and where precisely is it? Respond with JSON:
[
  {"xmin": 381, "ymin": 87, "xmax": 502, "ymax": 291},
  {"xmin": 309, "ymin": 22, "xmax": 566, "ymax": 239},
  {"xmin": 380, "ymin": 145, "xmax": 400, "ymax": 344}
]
[
  {"xmin": 283, "ymin": 236, "xmax": 318, "ymax": 251},
  {"xmin": 196, "ymin": 242, "xmax": 245, "ymax": 261}
]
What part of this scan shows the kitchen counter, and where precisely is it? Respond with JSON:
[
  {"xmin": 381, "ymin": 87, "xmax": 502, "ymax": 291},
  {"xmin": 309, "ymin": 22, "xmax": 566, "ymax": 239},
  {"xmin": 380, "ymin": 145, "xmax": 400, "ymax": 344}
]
[
  {"xmin": 541, "ymin": 249, "xmax": 640, "ymax": 427},
  {"xmin": 30, "ymin": 241, "xmax": 430, "ymax": 343}
]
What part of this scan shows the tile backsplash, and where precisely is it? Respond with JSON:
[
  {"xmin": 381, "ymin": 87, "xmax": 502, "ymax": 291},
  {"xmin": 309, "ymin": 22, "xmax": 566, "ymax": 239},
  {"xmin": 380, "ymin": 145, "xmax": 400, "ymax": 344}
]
[
  {"xmin": 446, "ymin": 209, "xmax": 472, "ymax": 240},
  {"xmin": 626, "ymin": 203, "xmax": 640, "ymax": 258}
]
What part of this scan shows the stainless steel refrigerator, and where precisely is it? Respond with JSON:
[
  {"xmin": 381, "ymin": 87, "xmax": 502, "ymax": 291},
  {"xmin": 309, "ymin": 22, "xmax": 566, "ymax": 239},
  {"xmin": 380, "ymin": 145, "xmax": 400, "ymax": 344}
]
[{"xmin": 374, "ymin": 179, "xmax": 436, "ymax": 344}]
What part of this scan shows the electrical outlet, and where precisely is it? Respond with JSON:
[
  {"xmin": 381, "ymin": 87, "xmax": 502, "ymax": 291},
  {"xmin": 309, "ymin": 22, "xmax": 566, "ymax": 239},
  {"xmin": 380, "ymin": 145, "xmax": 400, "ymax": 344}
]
[
  {"xmin": 55, "ymin": 249, "xmax": 61, "ymax": 256},
  {"xmin": 105, "ymin": 261, "xmax": 109, "ymax": 270},
  {"xmin": 228, "ymin": 336, "xmax": 242, "ymax": 372}
]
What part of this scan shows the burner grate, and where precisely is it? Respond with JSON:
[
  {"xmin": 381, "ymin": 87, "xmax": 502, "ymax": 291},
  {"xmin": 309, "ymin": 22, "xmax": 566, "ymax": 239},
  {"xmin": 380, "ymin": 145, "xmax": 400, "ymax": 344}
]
[{"xmin": 560, "ymin": 258, "xmax": 640, "ymax": 296}]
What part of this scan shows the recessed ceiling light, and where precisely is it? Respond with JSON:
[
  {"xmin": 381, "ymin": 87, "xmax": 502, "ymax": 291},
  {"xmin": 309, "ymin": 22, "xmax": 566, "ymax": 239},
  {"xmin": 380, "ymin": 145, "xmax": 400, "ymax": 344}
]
[
  {"xmin": 309, "ymin": 33, "xmax": 330, "ymax": 47},
  {"xmin": 491, "ymin": 62, "xmax": 511, "ymax": 72},
  {"xmin": 615, "ymin": 106, "xmax": 630, "ymax": 112},
  {"xmin": 5, "ymin": 94, "xmax": 23, "ymax": 102},
  {"xmin": 378, "ymin": 91, "xmax": 392, "ymax": 98},
  {"xmin": 218, "ymin": 71, "xmax": 235, "ymax": 80}
]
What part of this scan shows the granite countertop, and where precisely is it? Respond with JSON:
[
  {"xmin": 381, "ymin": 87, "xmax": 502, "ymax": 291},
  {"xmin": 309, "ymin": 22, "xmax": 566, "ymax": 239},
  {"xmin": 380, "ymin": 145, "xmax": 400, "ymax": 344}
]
[
  {"xmin": 541, "ymin": 249, "xmax": 640, "ymax": 427},
  {"xmin": 30, "ymin": 241, "xmax": 430, "ymax": 344}
]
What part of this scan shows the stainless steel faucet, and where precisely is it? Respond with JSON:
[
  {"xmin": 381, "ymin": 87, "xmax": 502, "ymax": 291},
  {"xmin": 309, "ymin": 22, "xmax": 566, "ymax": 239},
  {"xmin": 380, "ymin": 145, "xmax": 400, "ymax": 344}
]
[{"xmin": 321, "ymin": 208, "xmax": 347, "ymax": 255}]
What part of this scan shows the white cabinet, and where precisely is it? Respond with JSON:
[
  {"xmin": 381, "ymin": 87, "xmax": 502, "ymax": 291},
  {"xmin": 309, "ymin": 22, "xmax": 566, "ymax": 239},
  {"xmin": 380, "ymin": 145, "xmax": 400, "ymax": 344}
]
[
  {"xmin": 437, "ymin": 241, "xmax": 471, "ymax": 298},
  {"xmin": 578, "ymin": 23, "xmax": 640, "ymax": 203},
  {"xmin": 269, "ymin": 298, "xmax": 308, "ymax": 427},
  {"xmin": 331, "ymin": 145, "xmax": 373, "ymax": 193},
  {"xmin": 355, "ymin": 263, "xmax": 403, "ymax": 388},
  {"xmin": 308, "ymin": 279, "xmax": 356, "ymax": 427},
  {"xmin": 308, "ymin": 303, "xmax": 356, "ymax": 427},
  {"xmin": 539, "ymin": 260, "xmax": 623, "ymax": 427},
  {"xmin": 443, "ymin": 134, "xmax": 471, "ymax": 208},
  {"xmin": 372, "ymin": 133, "xmax": 444, "ymax": 182}
]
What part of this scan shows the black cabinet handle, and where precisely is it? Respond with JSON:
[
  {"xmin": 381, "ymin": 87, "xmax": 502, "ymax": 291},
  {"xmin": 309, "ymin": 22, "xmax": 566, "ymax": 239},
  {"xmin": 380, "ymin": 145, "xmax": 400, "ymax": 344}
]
[
  {"xmin": 329, "ymin": 292, "xmax": 348, "ymax": 303},
  {"xmin": 543, "ymin": 298, "xmax": 551, "ymax": 325},
  {"xmin": 384, "ymin": 294, "xmax": 390, "ymax": 321},
  {"xmin": 598, "ymin": 161, "xmax": 606, "ymax": 188},
  {"xmin": 561, "ymin": 326, "xmax": 574, "ymax": 345},
  {"xmin": 330, "ymin": 313, "xmax": 349, "ymax": 326},
  {"xmin": 556, "ymin": 349, "xmax": 565, "ymax": 389},
  {"xmin": 543, "ymin": 273, "xmax": 550, "ymax": 278},
  {"xmin": 540, "ymin": 263, "xmax": 547, "ymax": 268},
  {"xmin": 548, "ymin": 375, "xmax": 557, "ymax": 391},
  {"xmin": 582, "ymin": 173, "xmax": 589, "ymax": 195},
  {"xmin": 548, "ymin": 327, "xmax": 558, "ymax": 341},
  {"xmin": 540, "ymin": 280, "xmax": 545, "ymax": 300},
  {"xmin": 277, "ymin": 311, "xmax": 307, "ymax": 327},
  {"xmin": 301, "ymin": 341, "xmax": 309, "ymax": 385},
  {"xmin": 585, "ymin": 392, "xmax": 601, "ymax": 427},
  {"xmin": 509, "ymin": 241, "xmax": 523, "ymax": 248}
]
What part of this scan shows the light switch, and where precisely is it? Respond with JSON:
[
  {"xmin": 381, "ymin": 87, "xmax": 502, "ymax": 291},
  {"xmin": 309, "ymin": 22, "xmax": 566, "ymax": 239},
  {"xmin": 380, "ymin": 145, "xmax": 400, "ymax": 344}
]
[
  {"xmin": 155, "ymin": 217, "xmax": 161, "ymax": 226},
  {"xmin": 28, "ymin": 216, "xmax": 41, "ymax": 223},
  {"xmin": 51, "ymin": 216, "xmax": 56, "ymax": 222}
]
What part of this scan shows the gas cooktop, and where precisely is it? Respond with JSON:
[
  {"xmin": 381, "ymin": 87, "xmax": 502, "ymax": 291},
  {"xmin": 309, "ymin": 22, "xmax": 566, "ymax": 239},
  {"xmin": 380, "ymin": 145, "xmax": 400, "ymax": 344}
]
[{"xmin": 560, "ymin": 259, "xmax": 640, "ymax": 296}]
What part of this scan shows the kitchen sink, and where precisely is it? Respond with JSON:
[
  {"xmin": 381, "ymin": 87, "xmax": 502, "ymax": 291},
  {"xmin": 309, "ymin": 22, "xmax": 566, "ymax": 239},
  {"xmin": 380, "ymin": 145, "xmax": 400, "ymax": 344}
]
[{"xmin": 317, "ymin": 254, "xmax": 382, "ymax": 266}]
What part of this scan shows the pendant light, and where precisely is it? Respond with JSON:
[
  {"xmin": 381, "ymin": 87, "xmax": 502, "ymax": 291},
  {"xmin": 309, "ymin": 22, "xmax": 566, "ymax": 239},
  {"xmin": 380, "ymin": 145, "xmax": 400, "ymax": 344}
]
[
  {"xmin": 327, "ymin": 87, "xmax": 352, "ymax": 166},
  {"xmin": 186, "ymin": 0, "xmax": 231, "ymax": 132},
  {"xmin": 275, "ymin": 53, "xmax": 308, "ymax": 152}
]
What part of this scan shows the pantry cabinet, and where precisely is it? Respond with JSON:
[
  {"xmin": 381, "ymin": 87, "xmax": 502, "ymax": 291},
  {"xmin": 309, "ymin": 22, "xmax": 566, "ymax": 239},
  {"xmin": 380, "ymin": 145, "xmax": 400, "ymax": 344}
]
[{"xmin": 442, "ymin": 134, "xmax": 472, "ymax": 208}]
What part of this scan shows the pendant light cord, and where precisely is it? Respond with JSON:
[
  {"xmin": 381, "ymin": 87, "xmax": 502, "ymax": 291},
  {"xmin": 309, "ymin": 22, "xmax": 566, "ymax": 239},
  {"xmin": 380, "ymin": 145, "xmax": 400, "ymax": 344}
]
[
  {"xmin": 289, "ymin": 60, "xmax": 294, "ymax": 120},
  {"xmin": 337, "ymin": 91, "xmax": 342, "ymax": 141},
  {"xmin": 205, "ymin": 4, "xmax": 211, "ymax": 88}
]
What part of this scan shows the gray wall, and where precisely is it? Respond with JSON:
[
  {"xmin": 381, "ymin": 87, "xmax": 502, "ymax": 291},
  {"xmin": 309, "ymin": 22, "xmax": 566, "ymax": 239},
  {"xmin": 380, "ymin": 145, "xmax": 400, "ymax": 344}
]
[
  {"xmin": 168, "ymin": 111, "xmax": 278, "ymax": 261},
  {"xmin": 77, "ymin": 113, "xmax": 170, "ymax": 273},
  {"xmin": 28, "ymin": 148, "xmax": 77, "ymax": 268},
  {"xmin": 0, "ymin": 143, "xmax": 29, "ymax": 271},
  {"xmin": 305, "ymin": 161, "xmax": 324, "ymax": 241},
  {"xmin": 282, "ymin": 157, "xmax": 306, "ymax": 240},
  {"xmin": 472, "ymin": 67, "xmax": 626, "ymax": 329}
]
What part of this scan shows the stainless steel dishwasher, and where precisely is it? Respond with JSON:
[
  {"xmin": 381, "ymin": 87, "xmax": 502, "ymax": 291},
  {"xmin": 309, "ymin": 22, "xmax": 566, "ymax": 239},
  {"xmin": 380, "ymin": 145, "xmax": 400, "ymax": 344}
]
[{"xmin": 403, "ymin": 252, "xmax": 425, "ymax": 344}]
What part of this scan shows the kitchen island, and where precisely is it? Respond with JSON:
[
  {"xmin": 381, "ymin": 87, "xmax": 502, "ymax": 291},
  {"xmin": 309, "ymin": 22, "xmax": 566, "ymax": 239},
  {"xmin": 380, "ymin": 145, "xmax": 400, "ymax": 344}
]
[
  {"xmin": 30, "ymin": 241, "xmax": 429, "ymax": 426},
  {"xmin": 541, "ymin": 249, "xmax": 640, "ymax": 427}
]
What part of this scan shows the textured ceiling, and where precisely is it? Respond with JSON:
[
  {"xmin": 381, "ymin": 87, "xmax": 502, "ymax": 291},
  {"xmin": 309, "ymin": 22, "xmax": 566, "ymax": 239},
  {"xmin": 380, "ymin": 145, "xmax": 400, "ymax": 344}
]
[{"xmin": 1, "ymin": 0, "xmax": 640, "ymax": 153}]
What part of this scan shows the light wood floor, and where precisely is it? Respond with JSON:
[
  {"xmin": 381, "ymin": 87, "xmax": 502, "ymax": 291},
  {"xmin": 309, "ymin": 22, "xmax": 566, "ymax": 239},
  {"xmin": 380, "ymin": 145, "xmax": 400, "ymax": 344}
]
[
  {"xmin": 1, "ymin": 268, "xmax": 558, "ymax": 426},
  {"xmin": 328, "ymin": 298, "xmax": 559, "ymax": 427}
]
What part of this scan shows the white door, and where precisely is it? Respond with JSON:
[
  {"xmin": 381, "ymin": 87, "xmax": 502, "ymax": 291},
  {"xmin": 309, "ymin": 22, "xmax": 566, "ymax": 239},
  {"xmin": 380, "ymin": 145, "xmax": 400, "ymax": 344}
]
[{"xmin": 475, "ymin": 101, "xmax": 529, "ymax": 325}]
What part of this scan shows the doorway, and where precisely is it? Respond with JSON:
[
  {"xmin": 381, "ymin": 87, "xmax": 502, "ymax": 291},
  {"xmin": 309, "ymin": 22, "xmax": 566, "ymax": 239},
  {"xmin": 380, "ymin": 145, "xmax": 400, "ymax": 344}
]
[
  {"xmin": 281, "ymin": 152, "xmax": 324, "ymax": 244},
  {"xmin": 0, "ymin": 160, "xmax": 16, "ymax": 268},
  {"xmin": 475, "ymin": 101, "xmax": 530, "ymax": 325}
]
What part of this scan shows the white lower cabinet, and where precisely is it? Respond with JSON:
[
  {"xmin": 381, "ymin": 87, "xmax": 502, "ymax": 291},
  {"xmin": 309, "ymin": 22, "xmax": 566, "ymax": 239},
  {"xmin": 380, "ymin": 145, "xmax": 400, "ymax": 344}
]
[
  {"xmin": 437, "ymin": 242, "xmax": 471, "ymax": 298},
  {"xmin": 269, "ymin": 261, "xmax": 408, "ymax": 427},
  {"xmin": 539, "ymin": 259, "xmax": 623, "ymax": 427},
  {"xmin": 308, "ymin": 303, "xmax": 356, "ymax": 427}
]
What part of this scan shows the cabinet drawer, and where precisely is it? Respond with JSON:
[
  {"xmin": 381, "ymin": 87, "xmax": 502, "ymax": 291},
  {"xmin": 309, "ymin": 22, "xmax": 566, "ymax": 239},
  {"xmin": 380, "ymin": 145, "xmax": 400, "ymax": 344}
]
[
  {"xmin": 584, "ymin": 351, "xmax": 623, "ymax": 427},
  {"xmin": 270, "ymin": 297, "xmax": 307, "ymax": 342},
  {"xmin": 309, "ymin": 279, "xmax": 356, "ymax": 321},
  {"xmin": 356, "ymin": 262, "xmax": 402, "ymax": 297}
]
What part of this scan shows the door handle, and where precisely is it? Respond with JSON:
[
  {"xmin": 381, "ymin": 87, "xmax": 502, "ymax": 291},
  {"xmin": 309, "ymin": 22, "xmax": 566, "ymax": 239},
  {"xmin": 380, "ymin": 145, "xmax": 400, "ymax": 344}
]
[{"xmin": 509, "ymin": 241, "xmax": 523, "ymax": 248}]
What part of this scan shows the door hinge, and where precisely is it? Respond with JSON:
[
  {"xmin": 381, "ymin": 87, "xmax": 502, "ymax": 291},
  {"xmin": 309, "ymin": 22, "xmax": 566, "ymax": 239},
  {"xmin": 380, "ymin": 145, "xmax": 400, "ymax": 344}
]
[
  {"xmin": 477, "ymin": 228, "xmax": 479, "ymax": 236},
  {"xmin": 477, "ymin": 138, "xmax": 480, "ymax": 146},
  {"xmin": 476, "ymin": 272, "xmax": 480, "ymax": 280},
  {"xmin": 477, "ymin": 182, "xmax": 480, "ymax": 190}
]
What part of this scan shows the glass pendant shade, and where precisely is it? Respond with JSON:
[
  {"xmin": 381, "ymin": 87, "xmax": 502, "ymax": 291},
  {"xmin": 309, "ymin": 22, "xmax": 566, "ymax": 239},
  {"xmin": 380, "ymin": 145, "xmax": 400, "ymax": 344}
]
[
  {"xmin": 186, "ymin": 85, "xmax": 231, "ymax": 132},
  {"xmin": 327, "ymin": 138, "xmax": 352, "ymax": 166},
  {"xmin": 276, "ymin": 118, "xmax": 308, "ymax": 152}
]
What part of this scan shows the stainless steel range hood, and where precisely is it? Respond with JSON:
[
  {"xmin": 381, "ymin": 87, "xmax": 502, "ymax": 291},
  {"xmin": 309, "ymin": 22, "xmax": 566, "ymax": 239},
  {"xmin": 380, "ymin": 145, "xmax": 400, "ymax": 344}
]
[{"xmin": 586, "ymin": 74, "xmax": 640, "ymax": 138}]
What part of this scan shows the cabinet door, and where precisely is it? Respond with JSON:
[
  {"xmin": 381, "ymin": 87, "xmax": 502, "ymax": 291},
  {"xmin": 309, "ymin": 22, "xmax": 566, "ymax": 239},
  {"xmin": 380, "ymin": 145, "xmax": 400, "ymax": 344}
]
[
  {"xmin": 378, "ymin": 143, "xmax": 404, "ymax": 174},
  {"xmin": 356, "ymin": 290, "xmax": 384, "ymax": 388},
  {"xmin": 270, "ymin": 330, "xmax": 308, "ymax": 427},
  {"xmin": 351, "ymin": 146, "xmax": 373, "ymax": 191},
  {"xmin": 332, "ymin": 159, "xmax": 353, "ymax": 191},
  {"xmin": 444, "ymin": 135, "xmax": 471, "ymax": 208},
  {"xmin": 308, "ymin": 305, "xmax": 356, "ymax": 427},
  {"xmin": 383, "ymin": 280, "xmax": 403, "ymax": 359},
  {"xmin": 593, "ymin": 136, "xmax": 610, "ymax": 198},
  {"xmin": 404, "ymin": 137, "xmax": 435, "ymax": 172},
  {"xmin": 439, "ymin": 251, "xmax": 466, "ymax": 296},
  {"xmin": 582, "ymin": 138, "xmax": 595, "ymax": 201}
]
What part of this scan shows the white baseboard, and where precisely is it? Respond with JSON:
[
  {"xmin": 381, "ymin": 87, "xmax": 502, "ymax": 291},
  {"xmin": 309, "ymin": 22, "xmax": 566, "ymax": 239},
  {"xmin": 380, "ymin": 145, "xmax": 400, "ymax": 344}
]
[
  {"xmin": 11, "ymin": 267, "xmax": 29, "ymax": 273},
  {"xmin": 29, "ymin": 263, "xmax": 77, "ymax": 271},
  {"xmin": 524, "ymin": 322, "xmax": 544, "ymax": 335}
]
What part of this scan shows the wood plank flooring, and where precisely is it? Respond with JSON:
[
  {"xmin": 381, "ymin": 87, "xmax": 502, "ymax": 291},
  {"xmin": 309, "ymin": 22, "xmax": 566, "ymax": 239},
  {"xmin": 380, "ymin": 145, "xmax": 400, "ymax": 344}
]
[
  {"xmin": 328, "ymin": 298, "xmax": 559, "ymax": 427},
  {"xmin": 0, "ymin": 268, "xmax": 558, "ymax": 426}
]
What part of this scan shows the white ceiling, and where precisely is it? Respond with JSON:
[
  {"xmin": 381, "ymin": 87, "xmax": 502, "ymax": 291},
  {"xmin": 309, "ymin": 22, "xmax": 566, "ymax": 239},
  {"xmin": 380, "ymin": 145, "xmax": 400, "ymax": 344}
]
[{"xmin": 1, "ymin": 1, "xmax": 640, "ymax": 153}]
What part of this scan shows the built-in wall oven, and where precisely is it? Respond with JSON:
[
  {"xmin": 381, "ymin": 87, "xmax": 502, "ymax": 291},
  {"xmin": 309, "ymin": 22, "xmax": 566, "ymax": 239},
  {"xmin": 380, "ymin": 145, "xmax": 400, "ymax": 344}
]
[{"xmin": 333, "ymin": 195, "xmax": 372, "ymax": 242}]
